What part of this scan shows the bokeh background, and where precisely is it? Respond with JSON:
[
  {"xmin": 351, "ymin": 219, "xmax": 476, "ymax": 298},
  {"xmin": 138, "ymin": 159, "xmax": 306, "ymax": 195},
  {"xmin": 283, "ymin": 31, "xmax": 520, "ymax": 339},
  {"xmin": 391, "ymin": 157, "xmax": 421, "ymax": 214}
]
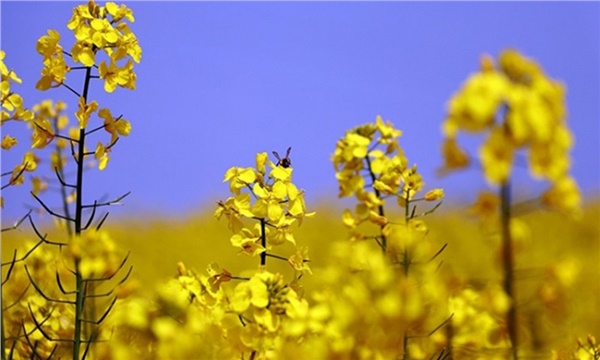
[{"xmin": 1, "ymin": 1, "xmax": 599, "ymax": 223}]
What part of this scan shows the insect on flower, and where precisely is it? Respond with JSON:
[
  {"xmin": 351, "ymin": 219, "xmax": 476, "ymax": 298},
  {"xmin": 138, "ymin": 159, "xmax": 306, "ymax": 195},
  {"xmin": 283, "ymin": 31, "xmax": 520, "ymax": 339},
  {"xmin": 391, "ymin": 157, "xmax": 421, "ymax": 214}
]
[{"xmin": 273, "ymin": 147, "xmax": 292, "ymax": 168}]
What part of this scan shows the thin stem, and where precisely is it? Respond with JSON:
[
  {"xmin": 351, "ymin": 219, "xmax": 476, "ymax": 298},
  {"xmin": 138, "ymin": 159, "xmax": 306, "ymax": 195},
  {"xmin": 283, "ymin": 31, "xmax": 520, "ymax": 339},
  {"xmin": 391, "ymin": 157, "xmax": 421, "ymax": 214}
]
[
  {"xmin": 364, "ymin": 155, "xmax": 387, "ymax": 252},
  {"xmin": 260, "ymin": 218, "xmax": 267, "ymax": 266},
  {"xmin": 53, "ymin": 117, "xmax": 73, "ymax": 237},
  {"xmin": 264, "ymin": 253, "xmax": 288, "ymax": 262},
  {"xmin": 61, "ymin": 82, "xmax": 82, "ymax": 98},
  {"xmin": 403, "ymin": 189, "xmax": 411, "ymax": 276},
  {"xmin": 73, "ymin": 64, "xmax": 93, "ymax": 360},
  {"xmin": 402, "ymin": 188, "xmax": 411, "ymax": 360},
  {"xmin": 500, "ymin": 181, "xmax": 518, "ymax": 359}
]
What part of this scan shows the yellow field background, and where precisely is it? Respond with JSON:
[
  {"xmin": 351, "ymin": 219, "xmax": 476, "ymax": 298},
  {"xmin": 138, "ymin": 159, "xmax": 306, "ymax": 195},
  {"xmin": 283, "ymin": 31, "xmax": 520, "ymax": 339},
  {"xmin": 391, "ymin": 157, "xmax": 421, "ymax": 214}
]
[{"xmin": 3, "ymin": 200, "xmax": 598, "ymax": 355}]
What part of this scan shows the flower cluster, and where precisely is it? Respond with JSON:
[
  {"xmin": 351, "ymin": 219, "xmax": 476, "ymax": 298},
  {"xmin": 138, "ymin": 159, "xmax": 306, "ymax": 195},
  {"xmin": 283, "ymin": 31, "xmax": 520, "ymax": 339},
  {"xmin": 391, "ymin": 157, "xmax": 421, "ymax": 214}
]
[
  {"xmin": 326, "ymin": 118, "xmax": 449, "ymax": 358},
  {"xmin": 277, "ymin": 241, "xmax": 449, "ymax": 360},
  {"xmin": 448, "ymin": 286, "xmax": 511, "ymax": 358},
  {"xmin": 216, "ymin": 152, "xmax": 313, "ymax": 269},
  {"xmin": 96, "ymin": 263, "xmax": 235, "ymax": 359},
  {"xmin": 441, "ymin": 49, "xmax": 580, "ymax": 214},
  {"xmin": 230, "ymin": 271, "xmax": 309, "ymax": 355},
  {"xmin": 1, "ymin": 50, "xmax": 36, "ymax": 207},
  {"xmin": 1, "ymin": 50, "xmax": 34, "ymax": 125},
  {"xmin": 332, "ymin": 115, "xmax": 444, "ymax": 255},
  {"xmin": 37, "ymin": 1, "xmax": 140, "ymax": 92}
]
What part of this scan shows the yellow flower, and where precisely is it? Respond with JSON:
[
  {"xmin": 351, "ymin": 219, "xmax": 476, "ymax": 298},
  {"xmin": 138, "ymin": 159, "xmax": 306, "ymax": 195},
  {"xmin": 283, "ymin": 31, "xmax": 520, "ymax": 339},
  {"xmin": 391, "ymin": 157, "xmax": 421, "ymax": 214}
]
[
  {"xmin": 469, "ymin": 191, "xmax": 499, "ymax": 221},
  {"xmin": 51, "ymin": 152, "xmax": 66, "ymax": 170},
  {"xmin": 98, "ymin": 60, "xmax": 133, "ymax": 93},
  {"xmin": 335, "ymin": 169, "xmax": 365, "ymax": 197},
  {"xmin": 36, "ymin": 29, "xmax": 62, "ymax": 61},
  {"xmin": 1, "ymin": 50, "xmax": 22, "ymax": 83},
  {"xmin": 31, "ymin": 116, "xmax": 55, "ymax": 149},
  {"xmin": 499, "ymin": 48, "xmax": 541, "ymax": 84},
  {"xmin": 440, "ymin": 138, "xmax": 470, "ymax": 172},
  {"xmin": 94, "ymin": 142, "xmax": 110, "ymax": 170},
  {"xmin": 269, "ymin": 220, "xmax": 297, "ymax": 246},
  {"xmin": 288, "ymin": 247, "xmax": 311, "ymax": 274},
  {"xmin": 528, "ymin": 138, "xmax": 571, "ymax": 181},
  {"xmin": 375, "ymin": 115, "xmax": 402, "ymax": 141},
  {"xmin": 99, "ymin": 107, "xmax": 131, "ymax": 143},
  {"xmin": 288, "ymin": 190, "xmax": 315, "ymax": 222},
  {"xmin": 75, "ymin": 97, "xmax": 98, "ymax": 128},
  {"xmin": 256, "ymin": 152, "xmax": 268, "ymax": 174},
  {"xmin": 231, "ymin": 274, "xmax": 270, "ymax": 313},
  {"xmin": 68, "ymin": 229, "xmax": 122, "ymax": 279},
  {"xmin": 479, "ymin": 129, "xmax": 514, "ymax": 185},
  {"xmin": 106, "ymin": 2, "xmax": 135, "ymax": 22},
  {"xmin": 114, "ymin": 23, "xmax": 142, "ymax": 63},
  {"xmin": 446, "ymin": 71, "xmax": 509, "ymax": 132},
  {"xmin": 541, "ymin": 176, "xmax": 581, "ymax": 215},
  {"xmin": 230, "ymin": 224, "xmax": 266, "ymax": 257},
  {"xmin": 90, "ymin": 18, "xmax": 119, "ymax": 47},
  {"xmin": 215, "ymin": 197, "xmax": 244, "ymax": 233},
  {"xmin": 223, "ymin": 166, "xmax": 256, "ymax": 195},
  {"xmin": 36, "ymin": 50, "xmax": 70, "ymax": 90},
  {"xmin": 71, "ymin": 41, "xmax": 96, "ymax": 67},
  {"xmin": 31, "ymin": 176, "xmax": 48, "ymax": 195},
  {"xmin": 1, "ymin": 135, "xmax": 17, "ymax": 150},
  {"xmin": 402, "ymin": 165, "xmax": 424, "ymax": 196},
  {"xmin": 10, "ymin": 151, "xmax": 39, "ymax": 185},
  {"xmin": 424, "ymin": 188, "xmax": 444, "ymax": 201}
]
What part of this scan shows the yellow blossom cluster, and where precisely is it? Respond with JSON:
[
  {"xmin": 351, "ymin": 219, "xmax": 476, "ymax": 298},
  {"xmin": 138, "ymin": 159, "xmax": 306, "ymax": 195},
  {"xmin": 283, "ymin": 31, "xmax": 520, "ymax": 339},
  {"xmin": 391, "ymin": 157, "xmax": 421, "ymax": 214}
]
[
  {"xmin": 332, "ymin": 115, "xmax": 444, "ymax": 253},
  {"xmin": 34, "ymin": 0, "xmax": 138, "ymax": 173},
  {"xmin": 36, "ymin": 1, "xmax": 141, "ymax": 93},
  {"xmin": 441, "ymin": 49, "xmax": 581, "ymax": 214},
  {"xmin": 216, "ymin": 152, "xmax": 313, "ymax": 268},
  {"xmin": 277, "ymin": 241, "xmax": 449, "ymax": 359},
  {"xmin": 448, "ymin": 286, "xmax": 512, "ymax": 358},
  {"xmin": 1, "ymin": 50, "xmax": 33, "ymax": 127},
  {"xmin": 68, "ymin": 229, "xmax": 123, "ymax": 279},
  {"xmin": 97, "ymin": 264, "xmax": 236, "ymax": 359},
  {"xmin": 1, "ymin": 50, "xmax": 36, "ymax": 207},
  {"xmin": 230, "ymin": 271, "xmax": 309, "ymax": 356},
  {"xmin": 97, "ymin": 264, "xmax": 310, "ymax": 359}
]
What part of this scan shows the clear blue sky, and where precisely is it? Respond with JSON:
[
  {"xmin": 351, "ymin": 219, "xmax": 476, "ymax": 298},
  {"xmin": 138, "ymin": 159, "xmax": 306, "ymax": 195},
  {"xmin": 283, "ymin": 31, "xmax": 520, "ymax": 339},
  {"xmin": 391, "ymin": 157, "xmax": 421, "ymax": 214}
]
[{"xmin": 1, "ymin": 1, "xmax": 599, "ymax": 223}]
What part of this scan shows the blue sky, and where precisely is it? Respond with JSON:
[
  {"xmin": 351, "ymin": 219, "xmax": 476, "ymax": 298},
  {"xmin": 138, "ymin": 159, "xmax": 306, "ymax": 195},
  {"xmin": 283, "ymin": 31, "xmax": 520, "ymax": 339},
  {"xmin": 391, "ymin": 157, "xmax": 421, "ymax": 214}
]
[{"xmin": 1, "ymin": 1, "xmax": 599, "ymax": 223}]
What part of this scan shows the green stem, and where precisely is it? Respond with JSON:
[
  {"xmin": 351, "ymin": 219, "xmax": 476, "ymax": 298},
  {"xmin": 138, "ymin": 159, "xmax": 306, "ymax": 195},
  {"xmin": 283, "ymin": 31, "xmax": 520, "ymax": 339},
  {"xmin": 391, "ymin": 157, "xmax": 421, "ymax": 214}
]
[
  {"xmin": 265, "ymin": 253, "xmax": 288, "ymax": 262},
  {"xmin": 403, "ymin": 189, "xmax": 411, "ymax": 276},
  {"xmin": 260, "ymin": 218, "xmax": 267, "ymax": 267},
  {"xmin": 364, "ymin": 156, "xmax": 387, "ymax": 253},
  {"xmin": 500, "ymin": 181, "xmax": 518, "ymax": 359},
  {"xmin": 73, "ymin": 65, "xmax": 92, "ymax": 360},
  {"xmin": 402, "ymin": 188, "xmax": 411, "ymax": 360},
  {"xmin": 53, "ymin": 117, "xmax": 73, "ymax": 238}
]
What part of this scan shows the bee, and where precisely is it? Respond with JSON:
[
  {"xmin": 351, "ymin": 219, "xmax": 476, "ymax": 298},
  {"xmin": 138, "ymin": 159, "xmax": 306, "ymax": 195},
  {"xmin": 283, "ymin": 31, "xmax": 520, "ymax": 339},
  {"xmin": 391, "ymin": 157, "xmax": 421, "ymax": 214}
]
[{"xmin": 272, "ymin": 147, "xmax": 292, "ymax": 168}]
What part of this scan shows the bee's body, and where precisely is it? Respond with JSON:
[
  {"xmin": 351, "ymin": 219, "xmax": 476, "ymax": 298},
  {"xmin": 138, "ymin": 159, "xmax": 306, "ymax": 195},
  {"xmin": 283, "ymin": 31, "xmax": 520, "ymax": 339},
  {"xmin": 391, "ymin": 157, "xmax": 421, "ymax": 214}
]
[{"xmin": 273, "ymin": 147, "xmax": 292, "ymax": 168}]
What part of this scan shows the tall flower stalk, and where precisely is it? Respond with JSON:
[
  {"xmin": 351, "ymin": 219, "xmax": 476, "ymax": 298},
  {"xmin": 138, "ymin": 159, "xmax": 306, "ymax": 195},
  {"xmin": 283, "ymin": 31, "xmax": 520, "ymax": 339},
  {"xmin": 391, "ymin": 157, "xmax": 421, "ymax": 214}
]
[
  {"xmin": 441, "ymin": 49, "xmax": 582, "ymax": 358},
  {"xmin": 1, "ymin": 1, "xmax": 142, "ymax": 358},
  {"xmin": 333, "ymin": 116, "xmax": 447, "ymax": 358},
  {"xmin": 215, "ymin": 151, "xmax": 313, "ymax": 357}
]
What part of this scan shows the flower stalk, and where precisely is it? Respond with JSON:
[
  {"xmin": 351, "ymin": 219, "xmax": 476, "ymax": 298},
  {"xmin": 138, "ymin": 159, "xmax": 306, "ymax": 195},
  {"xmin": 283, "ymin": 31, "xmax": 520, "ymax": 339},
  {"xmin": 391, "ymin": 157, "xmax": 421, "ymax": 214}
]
[{"xmin": 500, "ymin": 181, "xmax": 518, "ymax": 359}]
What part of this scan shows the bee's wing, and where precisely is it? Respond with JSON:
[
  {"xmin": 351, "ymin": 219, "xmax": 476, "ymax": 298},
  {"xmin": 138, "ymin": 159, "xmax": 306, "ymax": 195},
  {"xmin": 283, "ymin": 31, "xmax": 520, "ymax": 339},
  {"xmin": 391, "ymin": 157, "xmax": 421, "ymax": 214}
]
[
  {"xmin": 286, "ymin": 147, "xmax": 292, "ymax": 157},
  {"xmin": 272, "ymin": 151, "xmax": 281, "ymax": 161}
]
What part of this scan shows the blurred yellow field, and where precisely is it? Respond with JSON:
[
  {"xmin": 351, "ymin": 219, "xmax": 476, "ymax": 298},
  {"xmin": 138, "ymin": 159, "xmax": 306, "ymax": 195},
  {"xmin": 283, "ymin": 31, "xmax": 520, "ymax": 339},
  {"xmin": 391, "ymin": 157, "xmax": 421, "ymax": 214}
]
[{"xmin": 3, "ymin": 202, "xmax": 598, "ymax": 358}]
